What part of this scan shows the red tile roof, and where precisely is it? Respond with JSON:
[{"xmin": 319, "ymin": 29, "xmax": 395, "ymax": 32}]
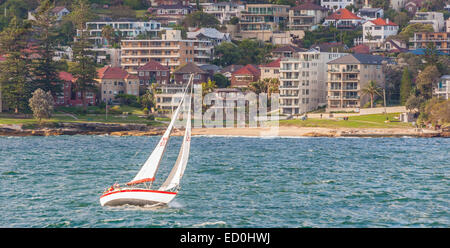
[
  {"xmin": 137, "ymin": 60, "xmax": 169, "ymax": 71},
  {"xmin": 260, "ymin": 58, "xmax": 281, "ymax": 68},
  {"xmin": 350, "ymin": 44, "xmax": 370, "ymax": 54},
  {"xmin": 58, "ymin": 71, "xmax": 75, "ymax": 82},
  {"xmin": 326, "ymin": 8, "xmax": 362, "ymax": 20},
  {"xmin": 233, "ymin": 64, "xmax": 260, "ymax": 77},
  {"xmin": 369, "ymin": 18, "xmax": 398, "ymax": 26},
  {"xmin": 97, "ymin": 66, "xmax": 133, "ymax": 80}
]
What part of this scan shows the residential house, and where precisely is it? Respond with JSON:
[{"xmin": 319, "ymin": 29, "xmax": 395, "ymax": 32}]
[
  {"xmin": 409, "ymin": 12, "xmax": 445, "ymax": 32},
  {"xmin": 434, "ymin": 75, "xmax": 450, "ymax": 100},
  {"xmin": 203, "ymin": 2, "xmax": 245, "ymax": 24},
  {"xmin": 326, "ymin": 54, "xmax": 387, "ymax": 112},
  {"xmin": 288, "ymin": 3, "xmax": 329, "ymax": 31},
  {"xmin": 320, "ymin": 0, "xmax": 356, "ymax": 11},
  {"xmin": 357, "ymin": 7, "xmax": 384, "ymax": 21},
  {"xmin": 279, "ymin": 49, "xmax": 347, "ymax": 115},
  {"xmin": 121, "ymin": 30, "xmax": 214, "ymax": 73},
  {"xmin": 238, "ymin": 3, "xmax": 290, "ymax": 41},
  {"xmin": 410, "ymin": 32, "xmax": 450, "ymax": 54},
  {"xmin": 259, "ymin": 58, "xmax": 281, "ymax": 80},
  {"xmin": 350, "ymin": 44, "xmax": 371, "ymax": 54},
  {"xmin": 218, "ymin": 64, "xmax": 244, "ymax": 80},
  {"xmin": 150, "ymin": 3, "xmax": 194, "ymax": 25},
  {"xmin": 360, "ymin": 18, "xmax": 399, "ymax": 49},
  {"xmin": 54, "ymin": 72, "xmax": 97, "ymax": 107},
  {"xmin": 28, "ymin": 6, "xmax": 70, "ymax": 21},
  {"xmin": 231, "ymin": 64, "xmax": 260, "ymax": 88},
  {"xmin": 405, "ymin": 0, "xmax": 426, "ymax": 15},
  {"xmin": 137, "ymin": 60, "xmax": 171, "ymax": 93},
  {"xmin": 311, "ymin": 42, "xmax": 349, "ymax": 53},
  {"xmin": 187, "ymin": 28, "xmax": 231, "ymax": 46},
  {"xmin": 97, "ymin": 66, "xmax": 140, "ymax": 103},
  {"xmin": 390, "ymin": 0, "xmax": 407, "ymax": 11},
  {"xmin": 323, "ymin": 8, "xmax": 364, "ymax": 29},
  {"xmin": 172, "ymin": 62, "xmax": 210, "ymax": 85},
  {"xmin": 271, "ymin": 45, "xmax": 306, "ymax": 59}
]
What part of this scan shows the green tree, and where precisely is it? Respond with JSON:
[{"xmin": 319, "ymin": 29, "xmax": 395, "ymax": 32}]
[
  {"xmin": 213, "ymin": 42, "xmax": 241, "ymax": 67},
  {"xmin": 68, "ymin": 0, "xmax": 98, "ymax": 110},
  {"xmin": 361, "ymin": 80, "xmax": 382, "ymax": 108},
  {"xmin": 415, "ymin": 65, "xmax": 440, "ymax": 100},
  {"xmin": 28, "ymin": 88, "xmax": 55, "ymax": 124},
  {"xmin": 101, "ymin": 25, "xmax": 114, "ymax": 47},
  {"xmin": 0, "ymin": 17, "xmax": 32, "ymax": 113},
  {"xmin": 182, "ymin": 11, "xmax": 220, "ymax": 29},
  {"xmin": 213, "ymin": 73, "xmax": 230, "ymax": 88},
  {"xmin": 31, "ymin": 0, "xmax": 62, "ymax": 95},
  {"xmin": 400, "ymin": 67, "xmax": 412, "ymax": 105}
]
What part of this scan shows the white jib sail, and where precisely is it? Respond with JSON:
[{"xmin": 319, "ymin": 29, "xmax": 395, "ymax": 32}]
[
  {"xmin": 159, "ymin": 85, "xmax": 193, "ymax": 191},
  {"xmin": 128, "ymin": 75, "xmax": 193, "ymax": 186}
]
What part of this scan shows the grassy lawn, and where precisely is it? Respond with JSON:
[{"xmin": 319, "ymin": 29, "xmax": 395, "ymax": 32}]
[{"xmin": 278, "ymin": 113, "xmax": 413, "ymax": 129}]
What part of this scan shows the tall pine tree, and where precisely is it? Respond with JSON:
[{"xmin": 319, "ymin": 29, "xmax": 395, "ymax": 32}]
[
  {"xmin": 31, "ymin": 0, "xmax": 62, "ymax": 95},
  {"xmin": 0, "ymin": 17, "xmax": 32, "ymax": 113},
  {"xmin": 68, "ymin": 0, "xmax": 97, "ymax": 110},
  {"xmin": 400, "ymin": 67, "xmax": 412, "ymax": 105}
]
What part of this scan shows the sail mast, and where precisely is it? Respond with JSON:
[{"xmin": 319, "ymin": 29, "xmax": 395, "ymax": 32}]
[
  {"xmin": 127, "ymin": 75, "xmax": 193, "ymax": 186},
  {"xmin": 159, "ymin": 79, "xmax": 193, "ymax": 191}
]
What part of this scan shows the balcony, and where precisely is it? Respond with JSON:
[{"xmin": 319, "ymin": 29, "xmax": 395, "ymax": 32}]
[{"xmin": 279, "ymin": 85, "xmax": 299, "ymax": 89}]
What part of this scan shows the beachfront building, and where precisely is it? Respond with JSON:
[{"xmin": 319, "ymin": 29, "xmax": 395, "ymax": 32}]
[
  {"xmin": 230, "ymin": 64, "xmax": 261, "ymax": 88},
  {"xmin": 238, "ymin": 3, "xmax": 290, "ymax": 41},
  {"xmin": 320, "ymin": 0, "xmax": 355, "ymax": 11},
  {"xmin": 326, "ymin": 54, "xmax": 386, "ymax": 112},
  {"xmin": 54, "ymin": 72, "xmax": 97, "ymax": 107},
  {"xmin": 288, "ymin": 3, "xmax": 329, "ymax": 31},
  {"xmin": 259, "ymin": 58, "xmax": 281, "ymax": 80},
  {"xmin": 121, "ymin": 30, "xmax": 214, "ymax": 74},
  {"xmin": 434, "ymin": 75, "xmax": 450, "ymax": 100},
  {"xmin": 322, "ymin": 8, "xmax": 364, "ymax": 29},
  {"xmin": 137, "ymin": 60, "xmax": 171, "ymax": 93},
  {"xmin": 410, "ymin": 32, "xmax": 450, "ymax": 54},
  {"xmin": 96, "ymin": 66, "xmax": 140, "ymax": 103},
  {"xmin": 279, "ymin": 49, "xmax": 347, "ymax": 115},
  {"xmin": 203, "ymin": 2, "xmax": 245, "ymax": 24},
  {"xmin": 409, "ymin": 12, "xmax": 445, "ymax": 32},
  {"xmin": 77, "ymin": 19, "xmax": 162, "ymax": 46}
]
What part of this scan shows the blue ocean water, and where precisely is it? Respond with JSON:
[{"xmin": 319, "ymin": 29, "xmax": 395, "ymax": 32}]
[{"xmin": 0, "ymin": 135, "xmax": 448, "ymax": 227}]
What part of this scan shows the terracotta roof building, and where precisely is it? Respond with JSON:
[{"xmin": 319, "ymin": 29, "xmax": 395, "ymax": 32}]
[
  {"xmin": 54, "ymin": 72, "xmax": 97, "ymax": 107},
  {"xmin": 97, "ymin": 66, "xmax": 139, "ymax": 103},
  {"xmin": 323, "ymin": 8, "xmax": 363, "ymax": 29},
  {"xmin": 231, "ymin": 64, "xmax": 260, "ymax": 88},
  {"xmin": 173, "ymin": 62, "xmax": 210, "ymax": 85},
  {"xmin": 260, "ymin": 58, "xmax": 281, "ymax": 80},
  {"xmin": 137, "ymin": 60, "xmax": 171, "ymax": 93}
]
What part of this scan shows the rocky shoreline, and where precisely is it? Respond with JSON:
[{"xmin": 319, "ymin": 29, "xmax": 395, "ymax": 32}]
[{"xmin": 0, "ymin": 123, "xmax": 448, "ymax": 138}]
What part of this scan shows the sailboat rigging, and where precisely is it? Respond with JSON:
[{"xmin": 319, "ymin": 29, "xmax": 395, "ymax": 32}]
[{"xmin": 100, "ymin": 74, "xmax": 194, "ymax": 207}]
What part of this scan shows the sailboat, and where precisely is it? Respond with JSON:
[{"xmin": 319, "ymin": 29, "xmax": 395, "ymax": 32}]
[{"xmin": 100, "ymin": 74, "xmax": 194, "ymax": 207}]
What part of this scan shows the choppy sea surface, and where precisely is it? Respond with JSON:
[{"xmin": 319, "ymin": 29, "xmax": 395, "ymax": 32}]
[{"xmin": 0, "ymin": 135, "xmax": 448, "ymax": 227}]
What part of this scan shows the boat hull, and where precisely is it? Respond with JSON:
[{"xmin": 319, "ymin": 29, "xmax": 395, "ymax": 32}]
[{"xmin": 100, "ymin": 189, "xmax": 177, "ymax": 207}]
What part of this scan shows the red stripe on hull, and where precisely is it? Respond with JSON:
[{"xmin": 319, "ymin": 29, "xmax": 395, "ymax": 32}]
[{"xmin": 100, "ymin": 189, "xmax": 177, "ymax": 199}]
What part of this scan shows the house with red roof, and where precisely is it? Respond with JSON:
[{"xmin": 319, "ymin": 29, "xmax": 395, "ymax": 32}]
[
  {"xmin": 259, "ymin": 58, "xmax": 281, "ymax": 80},
  {"xmin": 137, "ymin": 60, "xmax": 171, "ymax": 93},
  {"xmin": 231, "ymin": 64, "xmax": 260, "ymax": 88},
  {"xmin": 54, "ymin": 72, "xmax": 97, "ymax": 107},
  {"xmin": 323, "ymin": 8, "xmax": 363, "ymax": 29},
  {"xmin": 96, "ymin": 66, "xmax": 139, "ymax": 103},
  {"xmin": 362, "ymin": 18, "xmax": 399, "ymax": 47}
]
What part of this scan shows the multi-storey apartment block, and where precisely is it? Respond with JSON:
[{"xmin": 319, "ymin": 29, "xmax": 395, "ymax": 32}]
[
  {"xmin": 121, "ymin": 30, "xmax": 213, "ymax": 74},
  {"xmin": 238, "ymin": 3, "xmax": 290, "ymax": 41},
  {"xmin": 78, "ymin": 19, "xmax": 161, "ymax": 46},
  {"xmin": 137, "ymin": 60, "xmax": 171, "ymax": 93},
  {"xmin": 321, "ymin": 0, "xmax": 356, "ymax": 11},
  {"xmin": 434, "ymin": 75, "xmax": 450, "ymax": 100},
  {"xmin": 279, "ymin": 49, "xmax": 347, "ymax": 115},
  {"xmin": 96, "ymin": 66, "xmax": 140, "ymax": 103},
  {"xmin": 288, "ymin": 3, "xmax": 329, "ymax": 31},
  {"xmin": 203, "ymin": 2, "xmax": 245, "ymax": 24},
  {"xmin": 326, "ymin": 54, "xmax": 386, "ymax": 112},
  {"xmin": 410, "ymin": 32, "xmax": 450, "ymax": 53}
]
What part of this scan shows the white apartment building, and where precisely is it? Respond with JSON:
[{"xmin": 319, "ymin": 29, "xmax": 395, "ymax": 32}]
[
  {"xmin": 279, "ymin": 49, "xmax": 348, "ymax": 115},
  {"xmin": 361, "ymin": 18, "xmax": 399, "ymax": 47},
  {"xmin": 203, "ymin": 2, "xmax": 245, "ymax": 24},
  {"xmin": 78, "ymin": 19, "xmax": 162, "ymax": 46},
  {"xmin": 321, "ymin": 0, "xmax": 355, "ymax": 11},
  {"xmin": 409, "ymin": 12, "xmax": 445, "ymax": 32},
  {"xmin": 434, "ymin": 75, "xmax": 450, "ymax": 100}
]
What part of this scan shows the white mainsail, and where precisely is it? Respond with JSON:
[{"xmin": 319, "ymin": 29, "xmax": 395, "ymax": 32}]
[
  {"xmin": 127, "ymin": 75, "xmax": 193, "ymax": 186},
  {"xmin": 159, "ymin": 85, "xmax": 193, "ymax": 191}
]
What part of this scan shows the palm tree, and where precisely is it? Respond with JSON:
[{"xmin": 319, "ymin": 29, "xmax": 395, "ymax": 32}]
[
  {"xmin": 248, "ymin": 80, "xmax": 268, "ymax": 95},
  {"xmin": 361, "ymin": 80, "xmax": 382, "ymax": 108},
  {"xmin": 266, "ymin": 78, "xmax": 280, "ymax": 98}
]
